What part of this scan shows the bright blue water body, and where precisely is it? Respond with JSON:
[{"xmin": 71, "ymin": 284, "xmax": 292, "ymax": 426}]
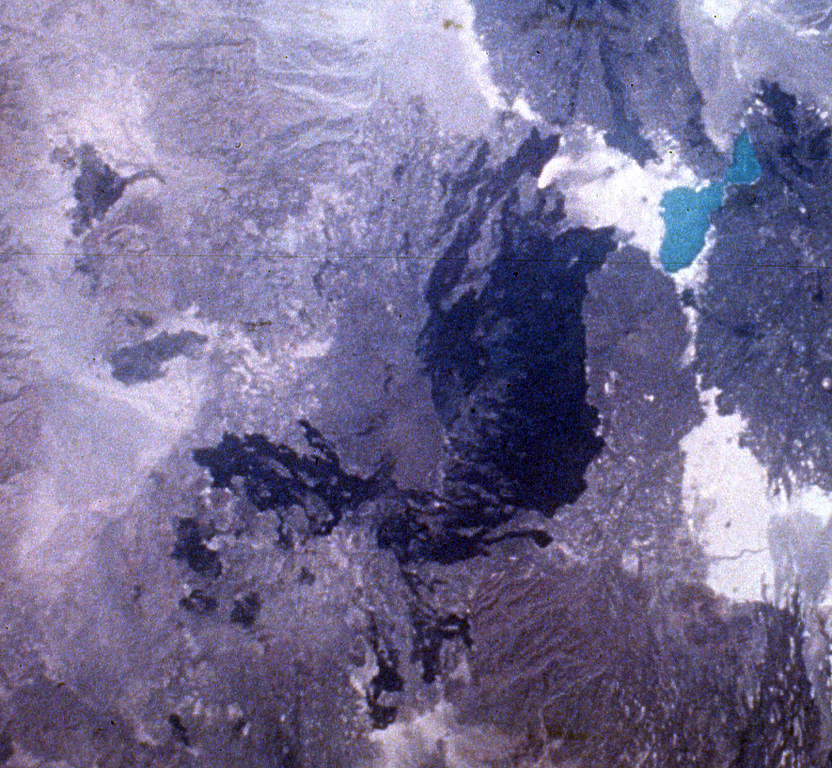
[
  {"xmin": 659, "ymin": 182, "xmax": 725, "ymax": 273},
  {"xmin": 659, "ymin": 131, "xmax": 761, "ymax": 272},
  {"xmin": 723, "ymin": 130, "xmax": 763, "ymax": 185}
]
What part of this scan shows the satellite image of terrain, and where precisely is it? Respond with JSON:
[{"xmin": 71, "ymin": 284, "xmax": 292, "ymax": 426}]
[{"xmin": 2, "ymin": 0, "xmax": 832, "ymax": 765}]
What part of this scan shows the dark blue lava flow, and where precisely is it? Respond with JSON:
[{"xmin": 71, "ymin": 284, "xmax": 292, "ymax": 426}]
[{"xmin": 659, "ymin": 130, "xmax": 761, "ymax": 272}]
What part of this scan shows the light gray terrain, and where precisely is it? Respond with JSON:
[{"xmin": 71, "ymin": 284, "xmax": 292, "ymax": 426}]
[{"xmin": 1, "ymin": 0, "xmax": 832, "ymax": 766}]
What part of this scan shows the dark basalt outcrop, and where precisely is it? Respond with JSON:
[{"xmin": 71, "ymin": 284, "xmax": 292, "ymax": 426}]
[
  {"xmin": 230, "ymin": 591, "xmax": 261, "ymax": 628},
  {"xmin": 421, "ymin": 132, "xmax": 613, "ymax": 516},
  {"xmin": 179, "ymin": 588, "xmax": 218, "ymax": 614},
  {"xmin": 71, "ymin": 144, "xmax": 129, "ymax": 235},
  {"xmin": 167, "ymin": 714, "xmax": 190, "ymax": 747},
  {"xmin": 427, "ymin": 128, "xmax": 561, "ymax": 305},
  {"xmin": 110, "ymin": 330, "xmax": 208, "ymax": 385},
  {"xmin": 193, "ymin": 421, "xmax": 391, "ymax": 542},
  {"xmin": 0, "ymin": 732, "xmax": 12, "ymax": 765},
  {"xmin": 189, "ymin": 131, "xmax": 606, "ymax": 575},
  {"xmin": 375, "ymin": 487, "xmax": 554, "ymax": 565},
  {"xmin": 171, "ymin": 517, "xmax": 222, "ymax": 579},
  {"xmin": 422, "ymin": 218, "xmax": 612, "ymax": 514},
  {"xmin": 410, "ymin": 609, "xmax": 472, "ymax": 684},
  {"xmin": 365, "ymin": 618, "xmax": 405, "ymax": 730}
]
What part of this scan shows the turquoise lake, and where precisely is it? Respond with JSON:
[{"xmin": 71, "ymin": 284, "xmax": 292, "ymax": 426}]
[{"xmin": 659, "ymin": 131, "xmax": 761, "ymax": 272}]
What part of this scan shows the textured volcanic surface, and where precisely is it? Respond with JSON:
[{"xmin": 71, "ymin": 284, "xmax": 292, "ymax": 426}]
[{"xmin": 1, "ymin": 0, "xmax": 832, "ymax": 766}]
